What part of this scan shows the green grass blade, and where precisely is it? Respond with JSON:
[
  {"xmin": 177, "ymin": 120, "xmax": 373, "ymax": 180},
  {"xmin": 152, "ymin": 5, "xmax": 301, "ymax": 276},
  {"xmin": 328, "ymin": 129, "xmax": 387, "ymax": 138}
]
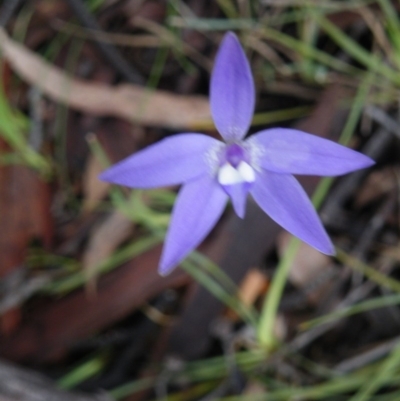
[
  {"xmin": 181, "ymin": 258, "xmax": 258, "ymax": 327},
  {"xmin": 301, "ymin": 293, "xmax": 400, "ymax": 330},
  {"xmin": 313, "ymin": 13, "xmax": 400, "ymax": 84},
  {"xmin": 348, "ymin": 342, "xmax": 400, "ymax": 401}
]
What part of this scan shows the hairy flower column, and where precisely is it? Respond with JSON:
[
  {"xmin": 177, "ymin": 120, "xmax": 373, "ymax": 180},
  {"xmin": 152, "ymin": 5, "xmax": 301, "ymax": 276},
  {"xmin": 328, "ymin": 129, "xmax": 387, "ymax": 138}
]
[{"xmin": 100, "ymin": 32, "xmax": 374, "ymax": 276}]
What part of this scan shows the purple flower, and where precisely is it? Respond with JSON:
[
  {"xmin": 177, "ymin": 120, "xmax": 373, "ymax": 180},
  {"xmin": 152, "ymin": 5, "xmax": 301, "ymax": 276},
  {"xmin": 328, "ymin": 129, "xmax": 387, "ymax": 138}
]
[{"xmin": 100, "ymin": 32, "xmax": 374, "ymax": 276}]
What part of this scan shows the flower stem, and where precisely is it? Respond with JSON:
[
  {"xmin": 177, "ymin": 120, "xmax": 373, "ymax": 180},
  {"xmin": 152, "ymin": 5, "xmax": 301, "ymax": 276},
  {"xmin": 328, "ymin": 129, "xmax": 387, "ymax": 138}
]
[{"xmin": 257, "ymin": 237, "xmax": 300, "ymax": 349}]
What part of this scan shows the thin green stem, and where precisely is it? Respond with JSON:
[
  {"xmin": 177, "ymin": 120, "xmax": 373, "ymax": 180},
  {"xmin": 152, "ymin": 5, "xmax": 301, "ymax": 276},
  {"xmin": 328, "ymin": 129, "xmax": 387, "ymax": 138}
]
[{"xmin": 257, "ymin": 239, "xmax": 300, "ymax": 348}]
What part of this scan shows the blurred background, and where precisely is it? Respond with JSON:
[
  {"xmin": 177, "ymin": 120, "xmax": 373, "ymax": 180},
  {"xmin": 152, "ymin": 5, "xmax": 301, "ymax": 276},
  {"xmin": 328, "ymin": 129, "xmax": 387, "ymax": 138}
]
[{"xmin": 0, "ymin": 0, "xmax": 399, "ymax": 400}]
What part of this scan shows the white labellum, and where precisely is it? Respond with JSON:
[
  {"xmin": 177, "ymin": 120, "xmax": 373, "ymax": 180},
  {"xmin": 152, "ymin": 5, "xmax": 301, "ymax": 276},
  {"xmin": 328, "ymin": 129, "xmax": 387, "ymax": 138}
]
[{"xmin": 218, "ymin": 161, "xmax": 255, "ymax": 185}]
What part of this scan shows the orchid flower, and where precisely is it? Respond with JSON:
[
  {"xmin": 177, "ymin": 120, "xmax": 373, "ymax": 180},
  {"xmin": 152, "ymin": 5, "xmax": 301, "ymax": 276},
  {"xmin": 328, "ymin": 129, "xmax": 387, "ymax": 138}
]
[{"xmin": 100, "ymin": 32, "xmax": 374, "ymax": 276}]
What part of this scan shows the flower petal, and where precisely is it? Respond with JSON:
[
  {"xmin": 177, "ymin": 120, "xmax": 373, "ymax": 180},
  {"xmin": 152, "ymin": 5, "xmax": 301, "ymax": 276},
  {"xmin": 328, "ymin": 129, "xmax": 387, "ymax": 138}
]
[
  {"xmin": 249, "ymin": 128, "xmax": 375, "ymax": 176},
  {"xmin": 221, "ymin": 183, "xmax": 249, "ymax": 218},
  {"xmin": 99, "ymin": 134, "xmax": 222, "ymax": 188},
  {"xmin": 250, "ymin": 170, "xmax": 334, "ymax": 255},
  {"xmin": 159, "ymin": 175, "xmax": 228, "ymax": 275},
  {"xmin": 210, "ymin": 32, "xmax": 255, "ymax": 141}
]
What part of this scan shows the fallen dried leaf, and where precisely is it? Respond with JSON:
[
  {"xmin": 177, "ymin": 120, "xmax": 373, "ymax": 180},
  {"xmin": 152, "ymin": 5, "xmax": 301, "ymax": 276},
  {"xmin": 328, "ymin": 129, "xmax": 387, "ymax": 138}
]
[
  {"xmin": 226, "ymin": 268, "xmax": 268, "ymax": 322},
  {"xmin": 277, "ymin": 232, "xmax": 336, "ymax": 306},
  {"xmin": 0, "ymin": 149, "xmax": 53, "ymax": 334},
  {"xmin": 83, "ymin": 211, "xmax": 134, "ymax": 291},
  {"xmin": 0, "ymin": 151, "xmax": 53, "ymax": 275},
  {"xmin": 278, "ymin": 232, "xmax": 332, "ymax": 289},
  {"xmin": 82, "ymin": 154, "xmax": 110, "ymax": 212},
  {"xmin": 0, "ymin": 245, "xmax": 189, "ymax": 362},
  {"xmin": 0, "ymin": 28, "xmax": 211, "ymax": 130},
  {"xmin": 236, "ymin": 268, "xmax": 269, "ymax": 307}
]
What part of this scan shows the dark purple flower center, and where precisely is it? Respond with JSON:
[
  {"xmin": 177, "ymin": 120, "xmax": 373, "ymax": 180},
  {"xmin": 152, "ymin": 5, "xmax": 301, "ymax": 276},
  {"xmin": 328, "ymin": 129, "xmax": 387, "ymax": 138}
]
[{"xmin": 224, "ymin": 143, "xmax": 246, "ymax": 167}]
